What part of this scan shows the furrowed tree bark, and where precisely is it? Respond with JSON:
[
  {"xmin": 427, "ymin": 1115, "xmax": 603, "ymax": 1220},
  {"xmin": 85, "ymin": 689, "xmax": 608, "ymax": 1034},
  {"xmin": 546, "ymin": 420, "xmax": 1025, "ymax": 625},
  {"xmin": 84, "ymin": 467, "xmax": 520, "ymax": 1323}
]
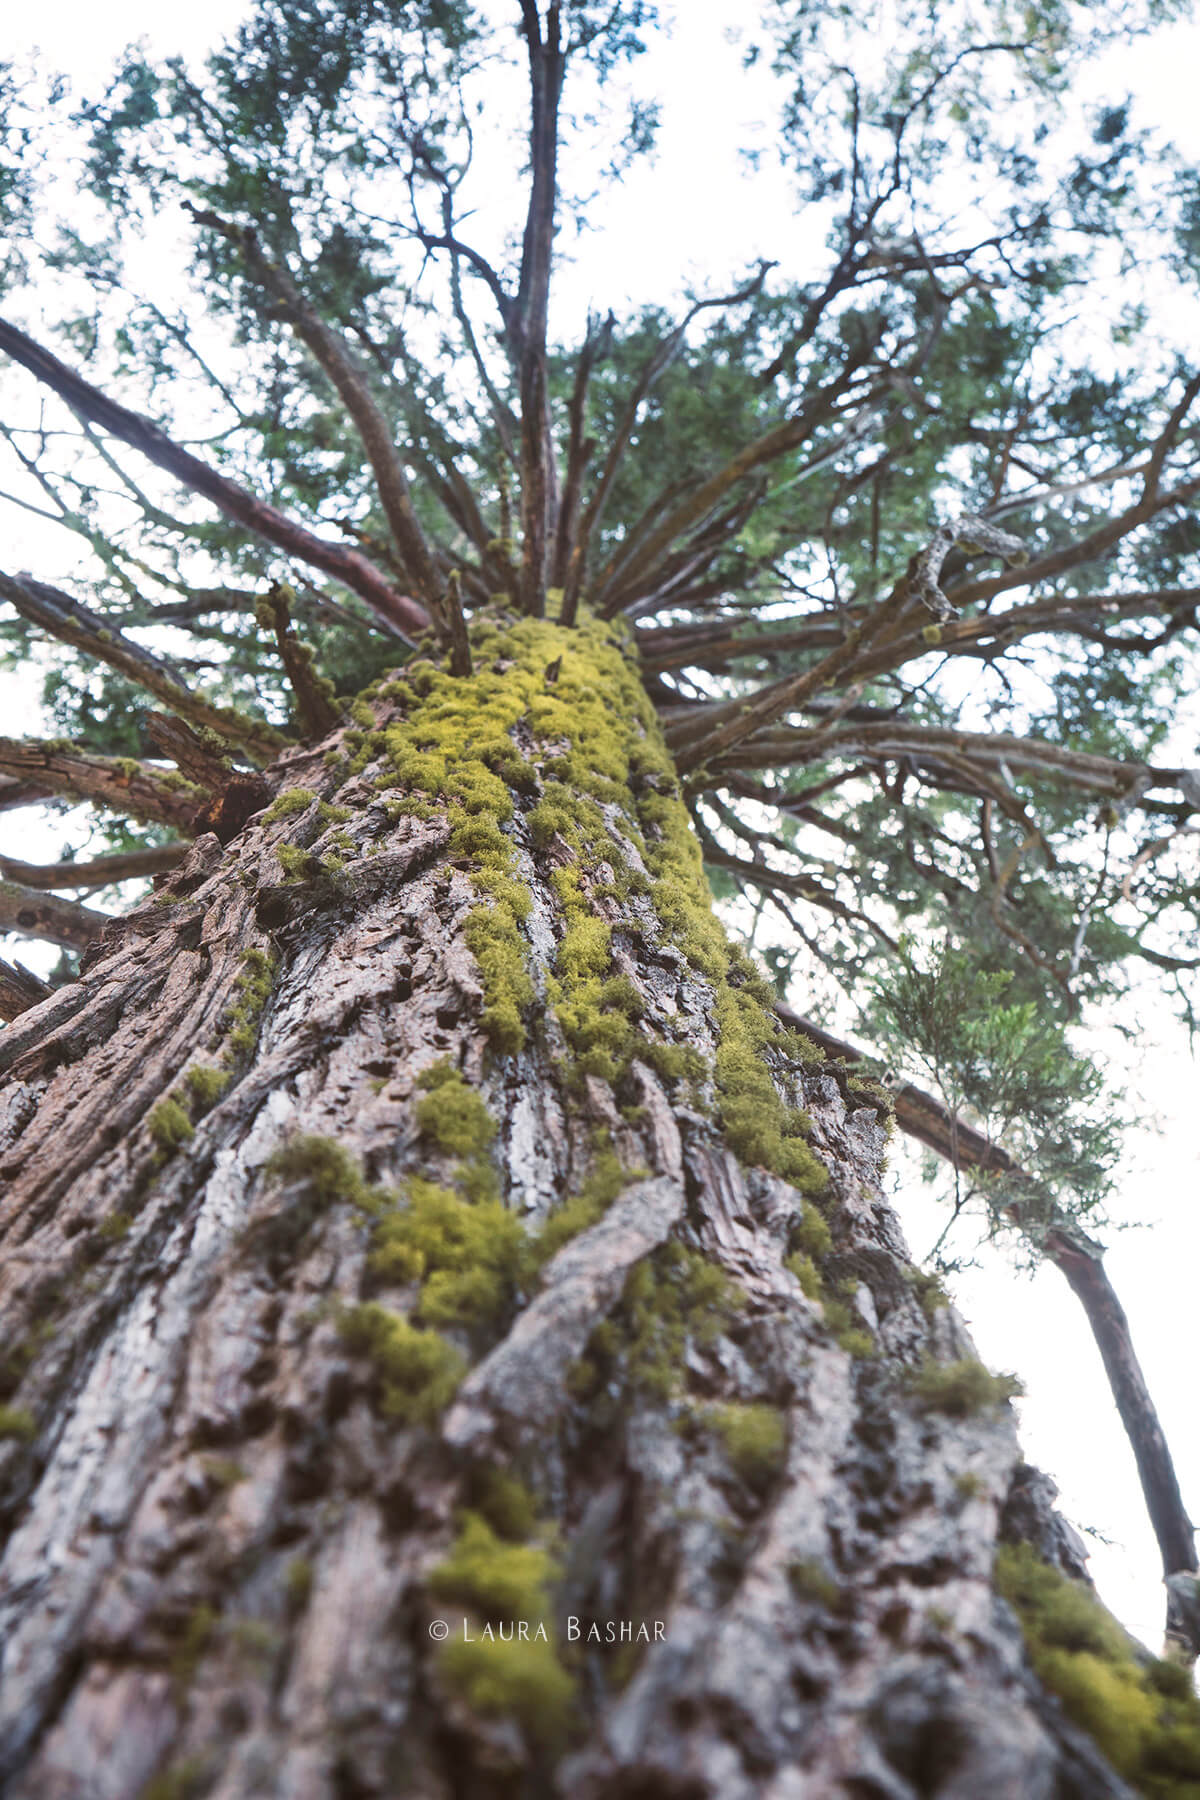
[
  {"xmin": 784, "ymin": 1009, "xmax": 1200, "ymax": 1644},
  {"xmin": 0, "ymin": 620, "xmax": 1155, "ymax": 1799}
]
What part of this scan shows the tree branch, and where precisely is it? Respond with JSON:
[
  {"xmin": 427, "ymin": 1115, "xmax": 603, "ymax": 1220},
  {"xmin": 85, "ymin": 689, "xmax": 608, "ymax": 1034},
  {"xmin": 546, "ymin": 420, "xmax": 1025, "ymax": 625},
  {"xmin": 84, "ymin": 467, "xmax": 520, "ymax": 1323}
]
[
  {"xmin": 185, "ymin": 206, "xmax": 441, "ymax": 605},
  {"xmin": 0, "ymin": 738, "xmax": 201, "ymax": 832},
  {"xmin": 0, "ymin": 956, "xmax": 52, "ymax": 1022},
  {"xmin": 0, "ymin": 845, "xmax": 185, "ymax": 891},
  {"xmin": 0, "ymin": 316, "xmax": 432, "ymax": 639},
  {"xmin": 0, "ymin": 571, "xmax": 287, "ymax": 762},
  {"xmin": 0, "ymin": 876, "xmax": 108, "ymax": 952}
]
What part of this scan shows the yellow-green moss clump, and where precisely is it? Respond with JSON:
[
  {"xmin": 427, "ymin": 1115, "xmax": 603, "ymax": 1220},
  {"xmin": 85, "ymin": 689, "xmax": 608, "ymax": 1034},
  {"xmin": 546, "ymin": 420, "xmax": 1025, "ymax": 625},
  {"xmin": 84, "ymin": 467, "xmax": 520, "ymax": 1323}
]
[
  {"xmin": 783, "ymin": 1203, "xmax": 876, "ymax": 1356},
  {"xmin": 910, "ymin": 1357, "xmax": 1024, "ymax": 1417},
  {"xmin": 414, "ymin": 1059, "xmax": 497, "ymax": 1159},
  {"xmin": 336, "ymin": 1302, "xmax": 467, "ymax": 1425},
  {"xmin": 572, "ymin": 1239, "xmax": 742, "ymax": 1405},
  {"xmin": 224, "ymin": 947, "xmax": 277, "ymax": 1058},
  {"xmin": 996, "ymin": 1543, "xmax": 1200, "ymax": 1795},
  {"xmin": 705, "ymin": 1402, "xmax": 788, "ymax": 1494},
  {"xmin": 147, "ymin": 1097, "xmax": 194, "ymax": 1154},
  {"xmin": 347, "ymin": 610, "xmax": 828, "ymax": 1202},
  {"xmin": 0, "ymin": 1405, "xmax": 36, "ymax": 1441},
  {"xmin": 262, "ymin": 786, "xmax": 317, "ymax": 821},
  {"xmin": 431, "ymin": 1511, "xmax": 575, "ymax": 1750}
]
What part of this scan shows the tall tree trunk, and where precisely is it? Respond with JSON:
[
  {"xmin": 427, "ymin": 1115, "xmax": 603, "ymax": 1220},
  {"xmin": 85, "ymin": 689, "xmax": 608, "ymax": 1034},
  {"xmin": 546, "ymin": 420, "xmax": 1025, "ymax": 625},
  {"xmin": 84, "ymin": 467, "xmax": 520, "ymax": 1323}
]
[{"xmin": 0, "ymin": 617, "xmax": 1150, "ymax": 1798}]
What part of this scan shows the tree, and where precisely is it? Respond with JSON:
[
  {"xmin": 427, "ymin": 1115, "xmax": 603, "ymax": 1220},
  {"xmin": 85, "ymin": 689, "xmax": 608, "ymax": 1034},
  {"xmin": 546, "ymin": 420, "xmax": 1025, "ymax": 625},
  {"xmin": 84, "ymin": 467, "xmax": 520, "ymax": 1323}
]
[{"xmin": 2, "ymin": 1, "xmax": 1200, "ymax": 1793}]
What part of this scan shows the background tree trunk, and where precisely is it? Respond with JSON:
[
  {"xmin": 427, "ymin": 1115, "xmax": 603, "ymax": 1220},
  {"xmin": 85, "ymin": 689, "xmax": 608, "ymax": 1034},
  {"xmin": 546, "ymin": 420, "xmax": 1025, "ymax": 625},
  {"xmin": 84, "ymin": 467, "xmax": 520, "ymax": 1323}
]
[{"xmin": 0, "ymin": 620, "xmax": 1142, "ymax": 1799}]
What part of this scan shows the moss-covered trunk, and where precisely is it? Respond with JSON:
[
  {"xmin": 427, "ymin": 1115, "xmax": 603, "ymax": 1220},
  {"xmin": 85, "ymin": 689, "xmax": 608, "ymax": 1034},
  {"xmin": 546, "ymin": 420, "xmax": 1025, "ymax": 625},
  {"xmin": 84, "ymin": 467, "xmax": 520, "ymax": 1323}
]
[{"xmin": 0, "ymin": 616, "xmax": 1177, "ymax": 1797}]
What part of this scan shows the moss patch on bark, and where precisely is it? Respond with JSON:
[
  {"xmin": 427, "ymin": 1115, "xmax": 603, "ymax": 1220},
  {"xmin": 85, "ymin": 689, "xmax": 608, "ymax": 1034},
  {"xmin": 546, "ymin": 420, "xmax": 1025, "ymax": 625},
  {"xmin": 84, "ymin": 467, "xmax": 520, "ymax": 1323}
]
[{"xmin": 996, "ymin": 1544, "xmax": 1200, "ymax": 1794}]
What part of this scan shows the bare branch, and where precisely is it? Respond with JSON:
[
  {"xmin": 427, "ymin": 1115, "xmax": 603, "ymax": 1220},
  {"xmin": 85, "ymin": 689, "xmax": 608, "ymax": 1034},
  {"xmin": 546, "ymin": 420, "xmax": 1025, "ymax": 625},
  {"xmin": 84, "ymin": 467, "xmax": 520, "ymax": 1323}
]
[
  {"xmin": 0, "ymin": 876, "xmax": 108, "ymax": 952},
  {"xmin": 0, "ymin": 845, "xmax": 185, "ymax": 891},
  {"xmin": 0, "ymin": 570, "xmax": 287, "ymax": 762},
  {"xmin": 0, "ymin": 738, "xmax": 201, "ymax": 832},
  {"xmin": 0, "ymin": 316, "xmax": 432, "ymax": 639},
  {"xmin": 185, "ymin": 206, "xmax": 441, "ymax": 605}
]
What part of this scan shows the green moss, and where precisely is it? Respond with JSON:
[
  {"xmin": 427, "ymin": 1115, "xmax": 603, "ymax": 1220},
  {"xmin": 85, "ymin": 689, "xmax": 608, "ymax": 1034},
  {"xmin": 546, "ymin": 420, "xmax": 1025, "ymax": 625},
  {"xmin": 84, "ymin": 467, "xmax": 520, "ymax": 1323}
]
[
  {"xmin": 706, "ymin": 1402, "xmax": 787, "ymax": 1493},
  {"xmin": 533, "ymin": 1142, "xmax": 632, "ymax": 1264},
  {"xmin": 784, "ymin": 1251, "xmax": 823, "ymax": 1299},
  {"xmin": 139, "ymin": 1758, "xmax": 210, "ymax": 1800},
  {"xmin": 224, "ymin": 947, "xmax": 277, "ymax": 1057},
  {"xmin": 431, "ymin": 1509, "xmax": 576, "ymax": 1745},
  {"xmin": 201, "ymin": 1455, "xmax": 245, "ymax": 1490},
  {"xmin": 787, "ymin": 1557, "xmax": 843, "ymax": 1610},
  {"xmin": 438, "ymin": 1634, "xmax": 575, "ymax": 1751},
  {"xmin": 431, "ymin": 1511, "xmax": 558, "ymax": 1622},
  {"xmin": 169, "ymin": 1603, "xmax": 218, "ymax": 1688},
  {"xmin": 790, "ymin": 1205, "xmax": 833, "ymax": 1261},
  {"xmin": 262, "ymin": 786, "xmax": 317, "ymax": 821},
  {"xmin": 0, "ymin": 1405, "xmax": 36, "ymax": 1441},
  {"xmin": 264, "ymin": 1133, "xmax": 390, "ymax": 1211},
  {"xmin": 953, "ymin": 1471, "xmax": 985, "ymax": 1501},
  {"xmin": 97, "ymin": 1210, "xmax": 134, "ymax": 1242},
  {"xmin": 910, "ymin": 1357, "xmax": 1024, "ymax": 1417},
  {"xmin": 907, "ymin": 1267, "xmax": 951, "ymax": 1317},
  {"xmin": 713, "ymin": 988, "xmax": 827, "ymax": 1193},
  {"xmin": 336, "ymin": 1302, "xmax": 467, "ymax": 1423},
  {"xmin": 414, "ymin": 1060, "xmax": 497, "ymax": 1158},
  {"xmin": 576, "ymin": 1241, "xmax": 742, "ymax": 1404},
  {"xmin": 182, "ymin": 1063, "xmax": 230, "ymax": 1113},
  {"xmin": 996, "ymin": 1543, "xmax": 1200, "ymax": 1792},
  {"xmin": 147, "ymin": 1097, "xmax": 194, "ymax": 1154},
  {"xmin": 370, "ymin": 1176, "xmax": 525, "ymax": 1329},
  {"xmin": 284, "ymin": 1557, "xmax": 313, "ymax": 1617},
  {"xmin": 275, "ymin": 843, "xmax": 321, "ymax": 882},
  {"xmin": 470, "ymin": 1468, "xmax": 540, "ymax": 1543},
  {"xmin": 821, "ymin": 1297, "xmax": 877, "ymax": 1358}
]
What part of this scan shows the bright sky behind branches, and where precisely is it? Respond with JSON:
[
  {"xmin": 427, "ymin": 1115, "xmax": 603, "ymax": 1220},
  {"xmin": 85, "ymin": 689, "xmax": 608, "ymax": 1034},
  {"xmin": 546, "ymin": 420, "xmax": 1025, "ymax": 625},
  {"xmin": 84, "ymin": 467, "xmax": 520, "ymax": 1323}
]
[{"xmin": 4, "ymin": 0, "xmax": 1200, "ymax": 1656}]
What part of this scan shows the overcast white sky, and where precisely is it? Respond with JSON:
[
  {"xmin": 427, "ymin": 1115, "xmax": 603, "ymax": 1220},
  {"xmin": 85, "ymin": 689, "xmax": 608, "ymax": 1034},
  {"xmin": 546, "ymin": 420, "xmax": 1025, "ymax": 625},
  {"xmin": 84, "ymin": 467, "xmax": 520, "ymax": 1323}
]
[{"xmin": 4, "ymin": 0, "xmax": 1200, "ymax": 1656}]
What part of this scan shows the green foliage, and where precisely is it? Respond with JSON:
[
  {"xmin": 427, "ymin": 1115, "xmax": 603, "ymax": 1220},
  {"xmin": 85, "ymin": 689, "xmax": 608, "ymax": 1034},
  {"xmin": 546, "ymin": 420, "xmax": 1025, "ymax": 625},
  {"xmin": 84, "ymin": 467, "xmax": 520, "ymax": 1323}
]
[
  {"xmin": 996, "ymin": 1544, "xmax": 1200, "ymax": 1793},
  {"xmin": 870, "ymin": 944, "xmax": 1121, "ymax": 1233}
]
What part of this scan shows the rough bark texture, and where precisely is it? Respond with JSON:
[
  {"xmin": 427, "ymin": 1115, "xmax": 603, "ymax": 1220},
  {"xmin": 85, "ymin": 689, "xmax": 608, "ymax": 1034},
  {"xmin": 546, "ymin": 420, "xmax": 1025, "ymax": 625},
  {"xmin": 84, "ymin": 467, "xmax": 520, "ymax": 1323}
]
[{"xmin": 0, "ymin": 623, "xmax": 1148, "ymax": 1799}]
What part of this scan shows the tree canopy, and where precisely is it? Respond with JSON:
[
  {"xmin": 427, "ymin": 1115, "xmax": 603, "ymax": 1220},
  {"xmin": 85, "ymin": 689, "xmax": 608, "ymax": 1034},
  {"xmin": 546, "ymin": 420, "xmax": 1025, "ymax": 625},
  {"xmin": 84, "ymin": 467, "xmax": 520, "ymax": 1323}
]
[{"xmin": 2, "ymin": 0, "xmax": 1200, "ymax": 1632}]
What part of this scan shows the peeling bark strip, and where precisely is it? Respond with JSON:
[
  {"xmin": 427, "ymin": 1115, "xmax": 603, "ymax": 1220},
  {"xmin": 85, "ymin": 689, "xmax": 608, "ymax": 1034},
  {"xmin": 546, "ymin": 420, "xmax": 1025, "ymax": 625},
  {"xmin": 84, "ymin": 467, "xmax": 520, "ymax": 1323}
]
[{"xmin": 0, "ymin": 617, "xmax": 1183, "ymax": 1798}]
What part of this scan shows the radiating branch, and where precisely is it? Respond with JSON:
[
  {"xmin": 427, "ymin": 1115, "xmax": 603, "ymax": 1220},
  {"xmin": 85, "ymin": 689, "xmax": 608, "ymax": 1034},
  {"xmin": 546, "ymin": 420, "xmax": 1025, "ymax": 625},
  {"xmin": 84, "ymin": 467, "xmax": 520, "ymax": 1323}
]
[
  {"xmin": 0, "ymin": 876, "xmax": 108, "ymax": 951},
  {"xmin": 0, "ymin": 571, "xmax": 286, "ymax": 762},
  {"xmin": 185, "ymin": 206, "xmax": 441, "ymax": 606},
  {"xmin": 0, "ymin": 316, "xmax": 432, "ymax": 639},
  {"xmin": 0, "ymin": 738, "xmax": 201, "ymax": 832}
]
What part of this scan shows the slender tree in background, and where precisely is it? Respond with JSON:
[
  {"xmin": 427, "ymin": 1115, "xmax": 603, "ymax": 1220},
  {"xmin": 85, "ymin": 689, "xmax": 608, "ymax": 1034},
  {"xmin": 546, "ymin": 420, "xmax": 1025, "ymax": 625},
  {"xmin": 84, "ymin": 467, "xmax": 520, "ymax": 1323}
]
[{"xmin": 2, "ymin": 1, "xmax": 1200, "ymax": 1793}]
